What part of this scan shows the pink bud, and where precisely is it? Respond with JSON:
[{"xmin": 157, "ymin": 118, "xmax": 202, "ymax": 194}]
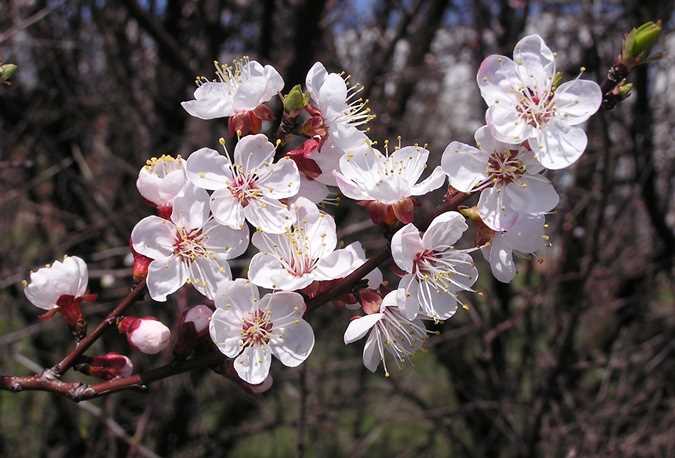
[
  {"xmin": 184, "ymin": 304, "xmax": 213, "ymax": 336},
  {"xmin": 119, "ymin": 316, "xmax": 171, "ymax": 355},
  {"xmin": 359, "ymin": 288, "xmax": 383, "ymax": 315},
  {"xmin": 80, "ymin": 353, "xmax": 134, "ymax": 380}
]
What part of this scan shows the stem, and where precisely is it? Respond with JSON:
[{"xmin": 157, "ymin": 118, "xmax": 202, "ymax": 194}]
[{"xmin": 52, "ymin": 279, "xmax": 147, "ymax": 376}]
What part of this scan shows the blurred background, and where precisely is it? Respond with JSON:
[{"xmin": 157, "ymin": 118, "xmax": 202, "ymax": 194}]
[{"xmin": 1, "ymin": 0, "xmax": 674, "ymax": 457}]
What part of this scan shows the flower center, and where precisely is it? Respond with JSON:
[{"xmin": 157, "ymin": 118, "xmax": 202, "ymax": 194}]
[
  {"xmin": 173, "ymin": 228, "xmax": 209, "ymax": 262},
  {"xmin": 516, "ymin": 87, "xmax": 555, "ymax": 127},
  {"xmin": 285, "ymin": 230, "xmax": 316, "ymax": 277},
  {"xmin": 486, "ymin": 150, "xmax": 525, "ymax": 186},
  {"xmin": 374, "ymin": 307, "xmax": 428, "ymax": 377},
  {"xmin": 241, "ymin": 309, "xmax": 273, "ymax": 347},
  {"xmin": 144, "ymin": 155, "xmax": 182, "ymax": 177},
  {"xmin": 228, "ymin": 173, "xmax": 261, "ymax": 207}
]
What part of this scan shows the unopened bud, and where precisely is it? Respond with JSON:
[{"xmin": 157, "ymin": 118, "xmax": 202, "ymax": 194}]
[
  {"xmin": 174, "ymin": 305, "xmax": 213, "ymax": 357},
  {"xmin": 617, "ymin": 82, "xmax": 633, "ymax": 98},
  {"xmin": 130, "ymin": 242, "xmax": 151, "ymax": 281},
  {"xmin": 622, "ymin": 20, "xmax": 662, "ymax": 66},
  {"xmin": 118, "ymin": 316, "xmax": 171, "ymax": 355},
  {"xmin": 283, "ymin": 84, "xmax": 309, "ymax": 114},
  {"xmin": 77, "ymin": 353, "xmax": 134, "ymax": 380},
  {"xmin": 1, "ymin": 63, "xmax": 17, "ymax": 83}
]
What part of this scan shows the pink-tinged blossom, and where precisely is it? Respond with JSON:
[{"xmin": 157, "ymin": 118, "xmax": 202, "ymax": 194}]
[
  {"xmin": 334, "ymin": 145, "xmax": 446, "ymax": 224},
  {"xmin": 248, "ymin": 197, "xmax": 362, "ymax": 291},
  {"xmin": 119, "ymin": 317, "xmax": 171, "ymax": 355},
  {"xmin": 481, "ymin": 213, "xmax": 546, "ymax": 283},
  {"xmin": 131, "ymin": 183, "xmax": 249, "ymax": 302},
  {"xmin": 391, "ymin": 212, "xmax": 478, "ymax": 321},
  {"xmin": 181, "ymin": 58, "xmax": 283, "ymax": 121},
  {"xmin": 304, "ymin": 62, "xmax": 373, "ymax": 186},
  {"xmin": 477, "ymin": 34, "xmax": 601, "ymax": 169},
  {"xmin": 186, "ymin": 134, "xmax": 300, "ymax": 234},
  {"xmin": 344, "ymin": 289, "xmax": 428, "ymax": 376},
  {"xmin": 209, "ymin": 280, "xmax": 315, "ymax": 385},
  {"xmin": 136, "ymin": 155, "xmax": 187, "ymax": 211},
  {"xmin": 441, "ymin": 126, "xmax": 559, "ymax": 230},
  {"xmin": 24, "ymin": 256, "xmax": 89, "ymax": 311}
]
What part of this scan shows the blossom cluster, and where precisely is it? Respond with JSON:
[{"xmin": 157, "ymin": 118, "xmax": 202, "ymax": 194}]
[{"xmin": 23, "ymin": 35, "xmax": 601, "ymax": 384}]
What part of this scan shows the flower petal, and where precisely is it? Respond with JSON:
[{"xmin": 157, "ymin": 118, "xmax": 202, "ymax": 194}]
[
  {"xmin": 554, "ymin": 79, "xmax": 602, "ymax": 126},
  {"xmin": 171, "ymin": 183, "xmax": 210, "ymax": 230},
  {"xmin": 441, "ymin": 142, "xmax": 490, "ymax": 192},
  {"xmin": 248, "ymin": 253, "xmax": 313, "ymax": 291},
  {"xmin": 362, "ymin": 332, "xmax": 381, "ymax": 372},
  {"xmin": 487, "ymin": 236, "xmax": 516, "ymax": 283},
  {"xmin": 210, "ymin": 188, "xmax": 246, "ymax": 230},
  {"xmin": 202, "ymin": 220, "xmax": 250, "ymax": 260},
  {"xmin": 389, "ymin": 146, "xmax": 429, "ymax": 185},
  {"xmin": 344, "ymin": 313, "xmax": 383, "ymax": 344},
  {"xmin": 313, "ymin": 247, "xmax": 359, "ymax": 281},
  {"xmin": 209, "ymin": 308, "xmax": 243, "ymax": 358},
  {"xmin": 244, "ymin": 196, "xmax": 294, "ymax": 234},
  {"xmin": 513, "ymin": 34, "xmax": 556, "ymax": 93},
  {"xmin": 478, "ymin": 187, "xmax": 519, "ymax": 231},
  {"xmin": 214, "ymin": 278, "xmax": 259, "ymax": 315},
  {"xmin": 234, "ymin": 134, "xmax": 276, "ymax": 175},
  {"xmin": 505, "ymin": 176, "xmax": 559, "ymax": 214},
  {"xmin": 258, "ymin": 158, "xmax": 300, "ymax": 199},
  {"xmin": 391, "ymin": 224, "xmax": 423, "ymax": 272},
  {"xmin": 185, "ymin": 147, "xmax": 232, "ymax": 191},
  {"xmin": 131, "ymin": 216, "xmax": 176, "ymax": 260},
  {"xmin": 188, "ymin": 253, "xmax": 232, "ymax": 300},
  {"xmin": 422, "ymin": 211, "xmax": 468, "ymax": 250},
  {"xmin": 477, "ymin": 55, "xmax": 520, "ymax": 105},
  {"xmin": 146, "ymin": 257, "xmax": 187, "ymax": 302},
  {"xmin": 234, "ymin": 345, "xmax": 272, "ymax": 385},
  {"xmin": 410, "ymin": 167, "xmax": 446, "ymax": 196},
  {"xmin": 529, "ymin": 121, "xmax": 587, "ymax": 170},
  {"xmin": 487, "ymin": 103, "xmax": 532, "ymax": 145},
  {"xmin": 181, "ymin": 82, "xmax": 233, "ymax": 119}
]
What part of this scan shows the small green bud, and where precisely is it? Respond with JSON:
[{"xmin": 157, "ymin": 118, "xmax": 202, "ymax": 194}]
[
  {"xmin": 283, "ymin": 84, "xmax": 308, "ymax": 113},
  {"xmin": 622, "ymin": 20, "xmax": 662, "ymax": 65},
  {"xmin": 0, "ymin": 63, "xmax": 18, "ymax": 82},
  {"xmin": 617, "ymin": 82, "xmax": 633, "ymax": 98}
]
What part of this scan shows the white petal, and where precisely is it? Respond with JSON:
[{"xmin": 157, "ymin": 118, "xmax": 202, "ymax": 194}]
[
  {"xmin": 338, "ymin": 146, "xmax": 385, "ymax": 190},
  {"xmin": 554, "ymin": 79, "xmax": 602, "ymax": 126},
  {"xmin": 408, "ymin": 276, "xmax": 458, "ymax": 321},
  {"xmin": 488, "ymin": 237, "xmax": 516, "ymax": 283},
  {"xmin": 316, "ymin": 124, "xmax": 371, "ymax": 186},
  {"xmin": 202, "ymin": 220, "xmax": 250, "ymax": 260},
  {"xmin": 512, "ymin": 34, "xmax": 556, "ymax": 93},
  {"xmin": 476, "ymin": 55, "xmax": 521, "ymax": 105},
  {"xmin": 244, "ymin": 196, "xmax": 294, "ymax": 234},
  {"xmin": 185, "ymin": 147, "xmax": 232, "ymax": 191},
  {"xmin": 214, "ymin": 278, "xmax": 259, "ymax": 314},
  {"xmin": 505, "ymin": 176, "xmax": 559, "ymax": 214},
  {"xmin": 248, "ymin": 253, "xmax": 313, "ymax": 291},
  {"xmin": 258, "ymin": 158, "xmax": 300, "ymax": 199},
  {"xmin": 312, "ymin": 247, "xmax": 359, "ymax": 281},
  {"xmin": 391, "ymin": 224, "xmax": 423, "ymax": 272},
  {"xmin": 234, "ymin": 346, "xmax": 272, "ymax": 385},
  {"xmin": 334, "ymin": 171, "xmax": 370, "ymax": 200},
  {"xmin": 344, "ymin": 313, "xmax": 383, "ymax": 344},
  {"xmin": 264, "ymin": 291, "xmax": 307, "ymax": 321},
  {"xmin": 422, "ymin": 211, "xmax": 468, "ymax": 250},
  {"xmin": 131, "ymin": 216, "xmax": 176, "ymax": 260},
  {"xmin": 146, "ymin": 257, "xmax": 187, "ymax": 302},
  {"xmin": 502, "ymin": 213, "xmax": 546, "ymax": 253},
  {"xmin": 410, "ymin": 167, "xmax": 446, "ymax": 196},
  {"xmin": 529, "ymin": 121, "xmax": 587, "ymax": 170},
  {"xmin": 181, "ymin": 82, "xmax": 232, "ymax": 119},
  {"xmin": 441, "ymin": 142, "xmax": 490, "ymax": 192},
  {"xmin": 170, "ymin": 183, "xmax": 210, "ymax": 230},
  {"xmin": 478, "ymin": 187, "xmax": 519, "ymax": 231},
  {"xmin": 209, "ymin": 308, "xmax": 243, "ymax": 357},
  {"xmin": 368, "ymin": 175, "xmax": 409, "ymax": 204},
  {"xmin": 188, "ymin": 253, "xmax": 232, "ymax": 300},
  {"xmin": 487, "ymin": 104, "xmax": 532, "ymax": 145},
  {"xmin": 62, "ymin": 256, "xmax": 89, "ymax": 298},
  {"xmin": 270, "ymin": 318, "xmax": 315, "ymax": 367},
  {"xmin": 292, "ymin": 175, "xmax": 330, "ymax": 204},
  {"xmin": 293, "ymin": 198, "xmax": 337, "ymax": 259},
  {"xmin": 389, "ymin": 146, "xmax": 429, "ymax": 185},
  {"xmin": 210, "ymin": 188, "xmax": 246, "ymax": 230},
  {"xmin": 234, "ymin": 134, "xmax": 276, "ymax": 175},
  {"xmin": 398, "ymin": 274, "xmax": 421, "ymax": 320},
  {"xmin": 305, "ymin": 62, "xmax": 328, "ymax": 103},
  {"xmin": 318, "ymin": 73, "xmax": 348, "ymax": 114},
  {"xmin": 362, "ymin": 332, "xmax": 381, "ymax": 372},
  {"xmin": 137, "ymin": 161, "xmax": 186, "ymax": 207}
]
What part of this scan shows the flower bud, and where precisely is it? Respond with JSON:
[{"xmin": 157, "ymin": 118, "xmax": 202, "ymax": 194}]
[
  {"xmin": 283, "ymin": 84, "xmax": 309, "ymax": 114},
  {"xmin": 359, "ymin": 288, "xmax": 383, "ymax": 315},
  {"xmin": 174, "ymin": 305, "xmax": 213, "ymax": 357},
  {"xmin": 137, "ymin": 155, "xmax": 187, "ymax": 210},
  {"xmin": 617, "ymin": 82, "xmax": 633, "ymax": 98},
  {"xmin": 129, "ymin": 242, "xmax": 151, "ymax": 281},
  {"xmin": 77, "ymin": 353, "xmax": 134, "ymax": 380},
  {"xmin": 622, "ymin": 21, "xmax": 662, "ymax": 66},
  {"xmin": 0, "ymin": 63, "xmax": 17, "ymax": 83},
  {"xmin": 118, "ymin": 316, "xmax": 171, "ymax": 355}
]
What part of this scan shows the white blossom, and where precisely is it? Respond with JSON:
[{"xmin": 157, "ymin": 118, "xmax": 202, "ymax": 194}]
[
  {"xmin": 186, "ymin": 134, "xmax": 300, "ymax": 234},
  {"xmin": 477, "ymin": 34, "xmax": 601, "ymax": 169},
  {"xmin": 441, "ymin": 126, "xmax": 559, "ymax": 230},
  {"xmin": 209, "ymin": 279, "xmax": 315, "ymax": 385},
  {"xmin": 482, "ymin": 213, "xmax": 546, "ymax": 283},
  {"xmin": 136, "ymin": 155, "xmax": 187, "ymax": 208},
  {"xmin": 124, "ymin": 318, "xmax": 171, "ymax": 355},
  {"xmin": 181, "ymin": 58, "xmax": 283, "ymax": 120},
  {"xmin": 305, "ymin": 62, "xmax": 374, "ymax": 186},
  {"xmin": 248, "ymin": 197, "xmax": 362, "ymax": 291},
  {"xmin": 131, "ymin": 183, "xmax": 249, "ymax": 302},
  {"xmin": 344, "ymin": 289, "xmax": 428, "ymax": 376},
  {"xmin": 24, "ymin": 256, "xmax": 88, "ymax": 310},
  {"xmin": 391, "ymin": 211, "xmax": 478, "ymax": 320}
]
